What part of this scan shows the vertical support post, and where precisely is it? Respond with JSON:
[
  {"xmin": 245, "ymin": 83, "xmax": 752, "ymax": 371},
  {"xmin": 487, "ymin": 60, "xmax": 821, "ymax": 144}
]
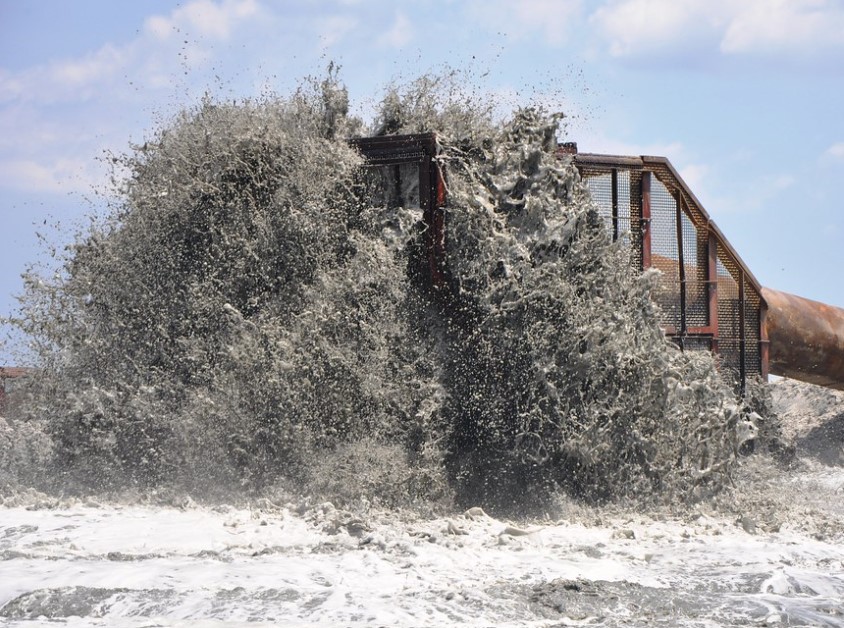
[
  {"xmin": 674, "ymin": 190, "xmax": 687, "ymax": 341},
  {"xmin": 641, "ymin": 171, "xmax": 652, "ymax": 271},
  {"xmin": 739, "ymin": 270, "xmax": 747, "ymax": 396},
  {"xmin": 421, "ymin": 153, "xmax": 447, "ymax": 290},
  {"xmin": 419, "ymin": 156, "xmax": 431, "ymax": 212},
  {"xmin": 760, "ymin": 303, "xmax": 770, "ymax": 381},
  {"xmin": 611, "ymin": 168, "xmax": 619, "ymax": 242},
  {"xmin": 708, "ymin": 233, "xmax": 719, "ymax": 353}
]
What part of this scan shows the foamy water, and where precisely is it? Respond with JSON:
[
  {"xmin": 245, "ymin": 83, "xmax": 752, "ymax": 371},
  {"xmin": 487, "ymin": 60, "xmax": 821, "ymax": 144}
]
[{"xmin": 2, "ymin": 463, "xmax": 843, "ymax": 627}]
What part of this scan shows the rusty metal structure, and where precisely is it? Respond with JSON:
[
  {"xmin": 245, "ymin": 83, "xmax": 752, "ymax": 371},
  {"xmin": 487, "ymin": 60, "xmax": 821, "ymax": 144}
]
[
  {"xmin": 573, "ymin": 151, "xmax": 767, "ymax": 393},
  {"xmin": 762, "ymin": 288, "xmax": 844, "ymax": 391},
  {"xmin": 0, "ymin": 366, "xmax": 31, "ymax": 414},
  {"xmin": 350, "ymin": 134, "xmax": 448, "ymax": 288},
  {"xmin": 1, "ymin": 135, "xmax": 841, "ymax": 400},
  {"xmin": 350, "ymin": 134, "xmax": 844, "ymax": 394},
  {"xmin": 573, "ymin": 150, "xmax": 844, "ymax": 393}
]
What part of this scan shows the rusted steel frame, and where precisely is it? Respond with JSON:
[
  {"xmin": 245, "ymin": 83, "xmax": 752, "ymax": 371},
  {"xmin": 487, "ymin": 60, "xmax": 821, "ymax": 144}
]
[
  {"xmin": 640, "ymin": 171, "xmax": 652, "ymax": 270},
  {"xmin": 574, "ymin": 154, "xmax": 644, "ymax": 169},
  {"xmin": 640, "ymin": 156, "xmax": 765, "ymax": 299},
  {"xmin": 578, "ymin": 154, "xmax": 763, "ymax": 299},
  {"xmin": 762, "ymin": 287, "xmax": 844, "ymax": 391},
  {"xmin": 760, "ymin": 303, "xmax": 770, "ymax": 380},
  {"xmin": 350, "ymin": 133, "xmax": 447, "ymax": 289},
  {"xmin": 417, "ymin": 156, "xmax": 432, "ymax": 214},
  {"xmin": 423, "ymin": 153, "xmax": 448, "ymax": 289},
  {"xmin": 687, "ymin": 326, "xmax": 716, "ymax": 334},
  {"xmin": 0, "ymin": 367, "xmax": 33, "ymax": 378},
  {"xmin": 707, "ymin": 234, "xmax": 719, "ymax": 353},
  {"xmin": 739, "ymin": 270, "xmax": 747, "ymax": 395},
  {"xmin": 611, "ymin": 168, "xmax": 619, "ymax": 242},
  {"xmin": 0, "ymin": 367, "xmax": 33, "ymax": 414},
  {"xmin": 349, "ymin": 133, "xmax": 437, "ymax": 164},
  {"xmin": 674, "ymin": 188, "xmax": 688, "ymax": 342}
]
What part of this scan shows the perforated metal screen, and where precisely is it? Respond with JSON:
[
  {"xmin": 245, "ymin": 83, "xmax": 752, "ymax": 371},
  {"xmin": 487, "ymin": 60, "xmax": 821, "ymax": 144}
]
[
  {"xmin": 581, "ymin": 167, "xmax": 643, "ymax": 271},
  {"xmin": 576, "ymin": 153, "xmax": 766, "ymax": 393}
]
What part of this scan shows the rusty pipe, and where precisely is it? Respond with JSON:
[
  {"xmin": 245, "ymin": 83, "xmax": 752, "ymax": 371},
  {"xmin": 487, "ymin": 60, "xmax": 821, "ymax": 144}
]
[{"xmin": 762, "ymin": 287, "xmax": 844, "ymax": 391}]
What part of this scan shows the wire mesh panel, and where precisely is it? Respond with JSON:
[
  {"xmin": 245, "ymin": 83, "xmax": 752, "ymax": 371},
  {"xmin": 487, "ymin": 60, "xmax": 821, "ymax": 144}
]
[
  {"xmin": 648, "ymin": 176, "xmax": 682, "ymax": 332},
  {"xmin": 716, "ymin": 251, "xmax": 742, "ymax": 384},
  {"xmin": 744, "ymin": 278, "xmax": 762, "ymax": 381},
  {"xmin": 576, "ymin": 153, "xmax": 766, "ymax": 394},
  {"xmin": 683, "ymin": 336, "xmax": 714, "ymax": 352},
  {"xmin": 581, "ymin": 168, "xmax": 642, "ymax": 268},
  {"xmin": 584, "ymin": 172, "xmax": 614, "ymax": 234},
  {"xmin": 627, "ymin": 171, "xmax": 643, "ymax": 271},
  {"xmin": 617, "ymin": 169, "xmax": 632, "ymax": 248},
  {"xmin": 680, "ymin": 209, "xmax": 709, "ymax": 328}
]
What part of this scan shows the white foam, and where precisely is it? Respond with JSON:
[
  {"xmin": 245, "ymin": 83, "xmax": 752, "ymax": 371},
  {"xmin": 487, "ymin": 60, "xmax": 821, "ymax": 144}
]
[{"xmin": 2, "ymin": 495, "xmax": 842, "ymax": 627}]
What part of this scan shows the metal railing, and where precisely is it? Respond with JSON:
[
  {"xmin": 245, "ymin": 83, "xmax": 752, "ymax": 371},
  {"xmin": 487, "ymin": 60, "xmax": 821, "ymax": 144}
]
[
  {"xmin": 349, "ymin": 134, "xmax": 769, "ymax": 394},
  {"xmin": 573, "ymin": 151, "xmax": 767, "ymax": 393}
]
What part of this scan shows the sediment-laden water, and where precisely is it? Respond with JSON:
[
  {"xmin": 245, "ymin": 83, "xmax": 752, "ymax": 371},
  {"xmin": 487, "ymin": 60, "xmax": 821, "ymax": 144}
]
[
  {"xmin": 1, "ymin": 73, "xmax": 842, "ymax": 625},
  {"xmin": 1, "ymin": 432, "xmax": 843, "ymax": 626}
]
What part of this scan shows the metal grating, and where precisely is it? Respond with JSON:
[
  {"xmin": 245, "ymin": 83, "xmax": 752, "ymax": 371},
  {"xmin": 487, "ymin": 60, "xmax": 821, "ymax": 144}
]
[
  {"xmin": 585, "ymin": 172, "xmax": 613, "ymax": 233},
  {"xmin": 683, "ymin": 336, "xmax": 714, "ymax": 353},
  {"xmin": 627, "ymin": 171, "xmax": 643, "ymax": 271},
  {"xmin": 649, "ymin": 176, "xmax": 682, "ymax": 332},
  {"xmin": 576, "ymin": 152, "xmax": 766, "ymax": 395},
  {"xmin": 617, "ymin": 169, "xmax": 632, "ymax": 248},
  {"xmin": 581, "ymin": 167, "xmax": 642, "ymax": 268},
  {"xmin": 680, "ymin": 208, "xmax": 709, "ymax": 328},
  {"xmin": 744, "ymin": 278, "xmax": 762, "ymax": 381},
  {"xmin": 584, "ymin": 169, "xmax": 633, "ymax": 246},
  {"xmin": 716, "ymin": 249, "xmax": 743, "ymax": 384}
]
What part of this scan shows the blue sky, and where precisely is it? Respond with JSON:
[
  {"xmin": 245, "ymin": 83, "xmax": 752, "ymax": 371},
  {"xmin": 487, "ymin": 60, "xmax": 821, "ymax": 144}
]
[{"xmin": 2, "ymin": 0, "xmax": 843, "ymax": 359}]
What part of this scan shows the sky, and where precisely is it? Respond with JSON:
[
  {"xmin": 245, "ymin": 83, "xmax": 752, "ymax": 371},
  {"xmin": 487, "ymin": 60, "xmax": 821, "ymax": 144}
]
[{"xmin": 1, "ymin": 0, "xmax": 843, "ymax": 360}]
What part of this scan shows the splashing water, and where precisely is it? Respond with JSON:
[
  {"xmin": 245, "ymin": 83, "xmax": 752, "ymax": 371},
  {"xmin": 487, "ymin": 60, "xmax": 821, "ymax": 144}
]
[
  {"xmin": 2, "ymin": 70, "xmax": 843, "ymax": 627},
  {"xmin": 2, "ymin": 72, "xmax": 762, "ymax": 510}
]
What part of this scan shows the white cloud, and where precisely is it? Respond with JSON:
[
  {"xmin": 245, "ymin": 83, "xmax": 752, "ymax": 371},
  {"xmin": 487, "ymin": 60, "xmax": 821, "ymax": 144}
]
[
  {"xmin": 590, "ymin": 0, "xmax": 726, "ymax": 58},
  {"xmin": 822, "ymin": 222, "xmax": 840, "ymax": 240},
  {"xmin": 145, "ymin": 15, "xmax": 175, "ymax": 41},
  {"xmin": 590, "ymin": 0, "xmax": 844, "ymax": 62},
  {"xmin": 2, "ymin": 0, "xmax": 262, "ymax": 106},
  {"xmin": 51, "ymin": 44, "xmax": 127, "ymax": 89},
  {"xmin": 574, "ymin": 132, "xmax": 686, "ymax": 161},
  {"xmin": 144, "ymin": 0, "xmax": 259, "ymax": 41},
  {"xmin": 0, "ymin": 0, "xmax": 266, "ymax": 196},
  {"xmin": 678, "ymin": 163, "xmax": 709, "ymax": 193},
  {"xmin": 823, "ymin": 142, "xmax": 844, "ymax": 159},
  {"xmin": 0, "ymin": 70, "xmax": 24, "ymax": 103},
  {"xmin": 702, "ymin": 171, "xmax": 795, "ymax": 215},
  {"xmin": 377, "ymin": 12, "xmax": 413, "ymax": 48},
  {"xmin": 317, "ymin": 15, "xmax": 358, "ymax": 48},
  {"xmin": 721, "ymin": 0, "xmax": 844, "ymax": 55},
  {"xmin": 468, "ymin": 0, "xmax": 582, "ymax": 46},
  {"xmin": 0, "ymin": 158, "xmax": 103, "ymax": 195}
]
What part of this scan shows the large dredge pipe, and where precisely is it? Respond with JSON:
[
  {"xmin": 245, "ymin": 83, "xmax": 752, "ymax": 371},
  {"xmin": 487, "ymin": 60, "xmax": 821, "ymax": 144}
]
[{"xmin": 762, "ymin": 287, "xmax": 844, "ymax": 391}]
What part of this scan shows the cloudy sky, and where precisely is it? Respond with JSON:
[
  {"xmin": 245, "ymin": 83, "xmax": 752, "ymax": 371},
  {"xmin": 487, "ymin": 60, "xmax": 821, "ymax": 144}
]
[{"xmin": 1, "ymin": 0, "xmax": 843, "ymax": 353}]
